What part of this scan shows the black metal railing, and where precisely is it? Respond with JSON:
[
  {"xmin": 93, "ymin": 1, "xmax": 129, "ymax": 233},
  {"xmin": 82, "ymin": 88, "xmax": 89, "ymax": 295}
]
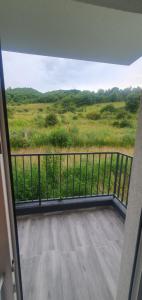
[
  {"xmin": 114, "ymin": 153, "xmax": 133, "ymax": 206},
  {"xmin": 11, "ymin": 152, "xmax": 133, "ymax": 208}
]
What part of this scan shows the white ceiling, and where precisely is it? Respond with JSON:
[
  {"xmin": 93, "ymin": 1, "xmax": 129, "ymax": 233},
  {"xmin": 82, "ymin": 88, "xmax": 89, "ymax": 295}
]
[
  {"xmin": 0, "ymin": 0, "xmax": 142, "ymax": 65},
  {"xmin": 75, "ymin": 0, "xmax": 142, "ymax": 14}
]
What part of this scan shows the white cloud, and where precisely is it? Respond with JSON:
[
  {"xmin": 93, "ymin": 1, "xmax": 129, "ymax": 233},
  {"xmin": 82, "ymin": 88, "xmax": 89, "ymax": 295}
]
[{"xmin": 2, "ymin": 51, "xmax": 142, "ymax": 92}]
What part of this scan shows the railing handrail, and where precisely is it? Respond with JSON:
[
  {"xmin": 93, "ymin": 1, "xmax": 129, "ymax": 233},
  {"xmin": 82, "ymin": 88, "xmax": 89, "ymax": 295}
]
[
  {"xmin": 116, "ymin": 152, "xmax": 133, "ymax": 159},
  {"xmin": 11, "ymin": 151, "xmax": 133, "ymax": 158}
]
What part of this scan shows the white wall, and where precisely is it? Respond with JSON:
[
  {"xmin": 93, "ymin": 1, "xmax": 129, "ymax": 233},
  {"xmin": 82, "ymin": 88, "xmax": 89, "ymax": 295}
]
[
  {"xmin": 0, "ymin": 156, "xmax": 14, "ymax": 300},
  {"xmin": 116, "ymin": 99, "xmax": 142, "ymax": 299}
]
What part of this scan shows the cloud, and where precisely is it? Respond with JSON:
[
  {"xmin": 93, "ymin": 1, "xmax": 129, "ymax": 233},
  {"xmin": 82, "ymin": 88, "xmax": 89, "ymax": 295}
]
[{"xmin": 2, "ymin": 51, "xmax": 142, "ymax": 92}]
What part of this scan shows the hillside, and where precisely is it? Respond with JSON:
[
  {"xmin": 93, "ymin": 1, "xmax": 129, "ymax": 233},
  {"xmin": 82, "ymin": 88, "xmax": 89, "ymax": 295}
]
[
  {"xmin": 6, "ymin": 87, "xmax": 142, "ymax": 106},
  {"xmin": 6, "ymin": 87, "xmax": 42, "ymax": 103}
]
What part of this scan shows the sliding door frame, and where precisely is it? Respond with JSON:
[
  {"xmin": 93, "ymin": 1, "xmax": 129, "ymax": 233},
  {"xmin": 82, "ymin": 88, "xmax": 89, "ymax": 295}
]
[{"xmin": 0, "ymin": 46, "xmax": 23, "ymax": 300}]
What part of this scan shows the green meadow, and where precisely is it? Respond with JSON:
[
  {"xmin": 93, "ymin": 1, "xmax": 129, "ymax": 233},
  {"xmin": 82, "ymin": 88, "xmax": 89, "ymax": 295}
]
[{"xmin": 8, "ymin": 101, "xmax": 137, "ymax": 155}]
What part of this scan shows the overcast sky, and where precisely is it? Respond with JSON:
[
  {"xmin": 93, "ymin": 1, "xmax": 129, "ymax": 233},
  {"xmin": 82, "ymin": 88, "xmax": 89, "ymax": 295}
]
[{"xmin": 2, "ymin": 51, "xmax": 142, "ymax": 93}]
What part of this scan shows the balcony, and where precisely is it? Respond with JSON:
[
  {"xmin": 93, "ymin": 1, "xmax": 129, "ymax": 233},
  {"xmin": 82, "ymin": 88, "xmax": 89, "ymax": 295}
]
[{"xmin": 13, "ymin": 151, "xmax": 133, "ymax": 300}]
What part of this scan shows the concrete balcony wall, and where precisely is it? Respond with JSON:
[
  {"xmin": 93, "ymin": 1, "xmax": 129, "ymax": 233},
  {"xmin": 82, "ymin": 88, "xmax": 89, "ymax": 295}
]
[{"xmin": 116, "ymin": 100, "xmax": 142, "ymax": 299}]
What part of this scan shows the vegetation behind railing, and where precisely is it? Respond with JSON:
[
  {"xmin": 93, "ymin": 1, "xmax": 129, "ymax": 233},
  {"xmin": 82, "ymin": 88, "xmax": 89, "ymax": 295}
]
[{"xmin": 11, "ymin": 152, "xmax": 133, "ymax": 207}]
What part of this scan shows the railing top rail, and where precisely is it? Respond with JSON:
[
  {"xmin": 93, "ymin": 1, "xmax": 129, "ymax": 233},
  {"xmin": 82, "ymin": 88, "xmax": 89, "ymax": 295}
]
[
  {"xmin": 11, "ymin": 151, "xmax": 118, "ymax": 157},
  {"xmin": 11, "ymin": 151, "xmax": 133, "ymax": 158},
  {"xmin": 116, "ymin": 152, "xmax": 133, "ymax": 159}
]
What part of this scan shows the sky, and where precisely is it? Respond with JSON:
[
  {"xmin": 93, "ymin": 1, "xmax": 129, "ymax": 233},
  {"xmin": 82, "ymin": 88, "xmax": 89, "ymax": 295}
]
[{"xmin": 2, "ymin": 51, "xmax": 142, "ymax": 93}]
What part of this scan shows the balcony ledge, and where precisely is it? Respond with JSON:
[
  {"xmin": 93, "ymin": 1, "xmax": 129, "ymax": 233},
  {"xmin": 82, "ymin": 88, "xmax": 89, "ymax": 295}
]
[{"xmin": 16, "ymin": 194, "xmax": 126, "ymax": 219}]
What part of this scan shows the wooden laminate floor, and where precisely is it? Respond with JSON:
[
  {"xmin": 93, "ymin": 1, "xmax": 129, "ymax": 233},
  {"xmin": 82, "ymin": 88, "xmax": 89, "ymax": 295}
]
[{"xmin": 17, "ymin": 207, "xmax": 124, "ymax": 300}]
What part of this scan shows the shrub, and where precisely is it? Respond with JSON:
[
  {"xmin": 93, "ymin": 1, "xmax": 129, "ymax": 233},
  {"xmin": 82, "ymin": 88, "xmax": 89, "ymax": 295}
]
[
  {"xmin": 72, "ymin": 115, "xmax": 78, "ymax": 120},
  {"xmin": 112, "ymin": 121, "xmax": 120, "ymax": 127},
  {"xmin": 55, "ymin": 105, "xmax": 70, "ymax": 114},
  {"xmin": 100, "ymin": 104, "xmax": 116, "ymax": 113},
  {"xmin": 119, "ymin": 119, "xmax": 132, "ymax": 128},
  {"xmin": 62, "ymin": 101, "xmax": 76, "ymax": 113},
  {"xmin": 116, "ymin": 110, "xmax": 131, "ymax": 120},
  {"xmin": 86, "ymin": 112, "xmax": 101, "ymax": 120},
  {"xmin": 113, "ymin": 119, "xmax": 132, "ymax": 128},
  {"xmin": 10, "ymin": 131, "xmax": 29, "ymax": 148},
  {"xmin": 45, "ymin": 113, "xmax": 58, "ymax": 126},
  {"xmin": 48, "ymin": 128, "xmax": 72, "ymax": 147},
  {"xmin": 38, "ymin": 108, "xmax": 43, "ymax": 112},
  {"xmin": 125, "ymin": 95, "xmax": 140, "ymax": 113}
]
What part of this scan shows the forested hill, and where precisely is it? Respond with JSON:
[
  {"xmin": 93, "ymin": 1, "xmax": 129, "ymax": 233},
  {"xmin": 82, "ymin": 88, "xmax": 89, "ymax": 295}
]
[{"xmin": 6, "ymin": 87, "xmax": 142, "ymax": 106}]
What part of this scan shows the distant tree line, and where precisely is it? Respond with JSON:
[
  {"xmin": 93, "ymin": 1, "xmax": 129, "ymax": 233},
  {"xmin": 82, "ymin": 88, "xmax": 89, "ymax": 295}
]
[{"xmin": 6, "ymin": 87, "xmax": 141, "ymax": 112}]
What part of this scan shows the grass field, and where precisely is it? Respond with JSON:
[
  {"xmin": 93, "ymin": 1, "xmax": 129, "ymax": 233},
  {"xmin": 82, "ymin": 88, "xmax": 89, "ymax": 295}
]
[
  {"xmin": 8, "ymin": 101, "xmax": 137, "ymax": 154},
  {"xmin": 8, "ymin": 100, "xmax": 135, "ymax": 202}
]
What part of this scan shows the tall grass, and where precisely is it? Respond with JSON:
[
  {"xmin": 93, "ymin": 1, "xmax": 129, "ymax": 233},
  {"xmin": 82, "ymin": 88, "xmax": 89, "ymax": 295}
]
[{"xmin": 8, "ymin": 101, "xmax": 137, "ymax": 150}]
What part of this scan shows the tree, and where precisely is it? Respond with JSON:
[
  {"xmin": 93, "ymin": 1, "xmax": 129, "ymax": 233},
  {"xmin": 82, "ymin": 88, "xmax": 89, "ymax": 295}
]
[
  {"xmin": 125, "ymin": 95, "xmax": 140, "ymax": 113},
  {"xmin": 6, "ymin": 87, "xmax": 142, "ymax": 107}
]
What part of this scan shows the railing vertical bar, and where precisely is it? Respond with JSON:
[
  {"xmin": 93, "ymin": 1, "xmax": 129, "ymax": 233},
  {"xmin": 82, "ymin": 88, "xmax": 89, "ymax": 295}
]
[
  {"xmin": 121, "ymin": 156, "xmax": 128, "ymax": 204},
  {"xmin": 102, "ymin": 153, "xmax": 107, "ymax": 194},
  {"xmin": 108, "ymin": 153, "xmax": 113, "ymax": 195},
  {"xmin": 73, "ymin": 154, "xmax": 75, "ymax": 197},
  {"xmin": 79, "ymin": 154, "xmax": 82, "ymax": 197},
  {"xmin": 22, "ymin": 156, "xmax": 25, "ymax": 201},
  {"xmin": 14, "ymin": 156, "xmax": 18, "ymax": 201},
  {"xmin": 30, "ymin": 156, "xmax": 33, "ymax": 201},
  {"xmin": 117, "ymin": 154, "xmax": 124, "ymax": 199},
  {"xmin": 97, "ymin": 153, "xmax": 101, "ymax": 195},
  {"xmin": 53, "ymin": 155, "xmax": 55, "ymax": 199},
  {"xmin": 91, "ymin": 154, "xmax": 95, "ymax": 196},
  {"xmin": 114, "ymin": 153, "xmax": 120, "ymax": 196},
  {"xmin": 38, "ymin": 155, "xmax": 41, "ymax": 206},
  {"xmin": 85, "ymin": 154, "xmax": 88, "ymax": 197},
  {"xmin": 126, "ymin": 157, "xmax": 133, "ymax": 206},
  {"xmin": 46, "ymin": 156, "xmax": 48, "ymax": 200},
  {"xmin": 66, "ymin": 154, "xmax": 69, "ymax": 197},
  {"xmin": 60, "ymin": 155, "xmax": 62, "ymax": 199}
]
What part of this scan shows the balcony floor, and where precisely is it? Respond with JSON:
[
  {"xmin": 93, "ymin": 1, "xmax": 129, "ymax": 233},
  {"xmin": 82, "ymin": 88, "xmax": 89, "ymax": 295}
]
[{"xmin": 17, "ymin": 207, "xmax": 124, "ymax": 300}]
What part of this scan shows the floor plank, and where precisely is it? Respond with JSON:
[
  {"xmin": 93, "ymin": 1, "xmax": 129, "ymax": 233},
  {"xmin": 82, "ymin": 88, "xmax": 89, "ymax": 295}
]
[{"xmin": 17, "ymin": 207, "xmax": 124, "ymax": 300}]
